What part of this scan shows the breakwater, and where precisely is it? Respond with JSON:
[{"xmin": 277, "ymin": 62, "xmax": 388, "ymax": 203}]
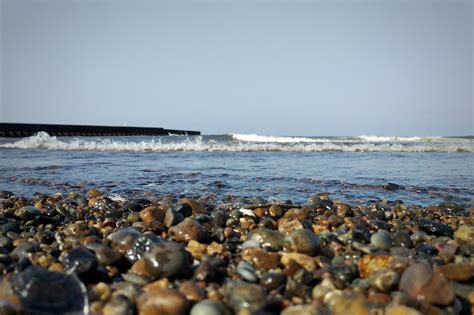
[{"xmin": 0, "ymin": 123, "xmax": 200, "ymax": 137}]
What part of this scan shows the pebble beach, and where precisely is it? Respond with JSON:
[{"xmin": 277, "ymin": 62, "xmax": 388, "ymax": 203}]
[
  {"xmin": 0, "ymin": 188, "xmax": 472, "ymax": 315},
  {"xmin": 3, "ymin": 0, "xmax": 473, "ymax": 313}
]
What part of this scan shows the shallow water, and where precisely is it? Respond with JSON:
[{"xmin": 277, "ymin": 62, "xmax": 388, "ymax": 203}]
[{"xmin": 0, "ymin": 133, "xmax": 472, "ymax": 206}]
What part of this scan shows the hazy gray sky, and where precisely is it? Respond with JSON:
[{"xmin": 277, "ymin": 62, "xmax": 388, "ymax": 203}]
[{"xmin": 1, "ymin": 0, "xmax": 472, "ymax": 136}]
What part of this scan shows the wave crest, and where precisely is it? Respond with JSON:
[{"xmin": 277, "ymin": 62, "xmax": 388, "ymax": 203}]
[
  {"xmin": 357, "ymin": 135, "xmax": 444, "ymax": 142},
  {"xmin": 0, "ymin": 132, "xmax": 471, "ymax": 153},
  {"xmin": 230, "ymin": 133, "xmax": 327, "ymax": 143}
]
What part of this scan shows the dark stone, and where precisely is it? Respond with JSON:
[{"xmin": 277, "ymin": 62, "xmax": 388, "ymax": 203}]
[
  {"xmin": 368, "ymin": 220, "xmax": 391, "ymax": 231},
  {"xmin": 352, "ymin": 225, "xmax": 371, "ymax": 244},
  {"xmin": 319, "ymin": 199, "xmax": 334, "ymax": 210},
  {"xmin": 108, "ymin": 227, "xmax": 161, "ymax": 263},
  {"xmin": 251, "ymin": 197, "xmax": 266, "ymax": 206},
  {"xmin": 194, "ymin": 256, "xmax": 224, "ymax": 283},
  {"xmin": 0, "ymin": 236, "xmax": 13, "ymax": 249},
  {"xmin": 164, "ymin": 207, "xmax": 184, "ymax": 228},
  {"xmin": 416, "ymin": 243, "xmax": 438, "ymax": 256},
  {"xmin": 223, "ymin": 237, "xmax": 241, "ymax": 253},
  {"xmin": 63, "ymin": 246, "xmax": 99, "ymax": 278},
  {"xmin": 11, "ymin": 243, "xmax": 40, "ymax": 259},
  {"xmin": 0, "ymin": 191, "xmax": 14, "ymax": 198},
  {"xmin": 142, "ymin": 241, "xmax": 192, "ymax": 279},
  {"xmin": 11, "ymin": 266, "xmax": 87, "ymax": 314},
  {"xmin": 211, "ymin": 211, "xmax": 227, "ymax": 228},
  {"xmin": 419, "ymin": 219, "xmax": 454, "ymax": 238},
  {"xmin": 175, "ymin": 204, "xmax": 193, "ymax": 218},
  {"xmin": 122, "ymin": 203, "xmax": 143, "ymax": 213},
  {"xmin": 260, "ymin": 272, "xmax": 287, "ymax": 291},
  {"xmin": 330, "ymin": 263, "xmax": 358, "ymax": 287},
  {"xmin": 0, "ymin": 217, "xmax": 20, "ymax": 234},
  {"xmin": 392, "ymin": 231, "xmax": 413, "ymax": 248},
  {"xmin": 459, "ymin": 243, "xmax": 474, "ymax": 257},
  {"xmin": 438, "ymin": 202, "xmax": 463, "ymax": 214},
  {"xmin": 384, "ymin": 183, "xmax": 405, "ymax": 191},
  {"xmin": 367, "ymin": 209, "xmax": 386, "ymax": 221},
  {"xmin": 133, "ymin": 198, "xmax": 152, "ymax": 206}
]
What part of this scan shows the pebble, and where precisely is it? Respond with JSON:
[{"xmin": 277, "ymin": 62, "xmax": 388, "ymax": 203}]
[
  {"xmin": 137, "ymin": 288, "xmax": 189, "ymax": 315},
  {"xmin": 454, "ymin": 224, "xmax": 474, "ymax": 243},
  {"xmin": 241, "ymin": 240, "xmax": 260, "ymax": 249},
  {"xmin": 330, "ymin": 263, "xmax": 358, "ymax": 286},
  {"xmin": 418, "ymin": 219, "xmax": 454, "ymax": 238},
  {"xmin": 330, "ymin": 293, "xmax": 370, "ymax": 315},
  {"xmin": 190, "ymin": 300, "xmax": 231, "ymax": 315},
  {"xmin": 281, "ymin": 304, "xmax": 328, "ymax": 315},
  {"xmin": 180, "ymin": 198, "xmax": 207, "ymax": 214},
  {"xmin": 103, "ymin": 295, "xmax": 136, "ymax": 315},
  {"xmin": 186, "ymin": 240, "xmax": 208, "ymax": 260},
  {"xmin": 281, "ymin": 252, "xmax": 316, "ymax": 272},
  {"xmin": 140, "ymin": 206, "xmax": 165, "ymax": 225},
  {"xmin": 241, "ymin": 247, "xmax": 280, "ymax": 269},
  {"xmin": 385, "ymin": 304, "xmax": 421, "ymax": 315},
  {"xmin": 207, "ymin": 241, "xmax": 224, "ymax": 255},
  {"xmin": 260, "ymin": 272, "xmax": 286, "ymax": 290},
  {"xmin": 228, "ymin": 283, "xmax": 267, "ymax": 312},
  {"xmin": 284, "ymin": 228, "xmax": 320, "ymax": 256},
  {"xmin": 0, "ymin": 217, "xmax": 20, "ymax": 233},
  {"xmin": 358, "ymin": 255, "xmax": 394, "ymax": 278},
  {"xmin": 312, "ymin": 278, "xmax": 339, "ymax": 301},
  {"xmin": 384, "ymin": 183, "xmax": 405, "ymax": 191},
  {"xmin": 370, "ymin": 229, "xmax": 392, "ymax": 250},
  {"xmin": 438, "ymin": 202, "xmax": 463, "ymax": 214},
  {"xmin": 4, "ymin": 266, "xmax": 87, "ymax": 314},
  {"xmin": 168, "ymin": 218, "xmax": 205, "ymax": 242},
  {"xmin": 370, "ymin": 270, "xmax": 400, "ymax": 292},
  {"xmin": 268, "ymin": 205, "xmax": 284, "ymax": 218},
  {"xmin": 399, "ymin": 263, "xmax": 454, "ymax": 305},
  {"xmin": 434, "ymin": 261, "xmax": 474, "ymax": 281},
  {"xmin": 179, "ymin": 281, "xmax": 206, "ymax": 301},
  {"xmin": 391, "ymin": 231, "xmax": 412, "ymax": 248},
  {"xmin": 164, "ymin": 207, "xmax": 184, "ymax": 227},
  {"xmin": 248, "ymin": 228, "xmax": 284, "ymax": 251},
  {"xmin": 352, "ymin": 225, "xmax": 371, "ymax": 244},
  {"xmin": 14, "ymin": 206, "xmax": 42, "ymax": 220},
  {"xmin": 236, "ymin": 261, "xmax": 258, "ymax": 282},
  {"xmin": 141, "ymin": 241, "xmax": 192, "ymax": 279},
  {"xmin": 63, "ymin": 246, "xmax": 98, "ymax": 278},
  {"xmin": 91, "ymin": 244, "xmax": 123, "ymax": 266},
  {"xmin": 278, "ymin": 219, "xmax": 303, "ymax": 234},
  {"xmin": 108, "ymin": 227, "xmax": 158, "ymax": 262}
]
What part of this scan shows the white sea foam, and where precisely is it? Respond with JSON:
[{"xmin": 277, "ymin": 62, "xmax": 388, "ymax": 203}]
[
  {"xmin": 357, "ymin": 135, "xmax": 445, "ymax": 142},
  {"xmin": 230, "ymin": 133, "xmax": 328, "ymax": 143},
  {"xmin": 1, "ymin": 132, "xmax": 472, "ymax": 153},
  {"xmin": 231, "ymin": 133, "xmax": 452, "ymax": 143}
]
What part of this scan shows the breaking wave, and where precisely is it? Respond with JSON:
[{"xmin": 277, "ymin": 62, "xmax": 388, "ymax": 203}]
[
  {"xmin": 356, "ymin": 135, "xmax": 445, "ymax": 142},
  {"xmin": 230, "ymin": 133, "xmax": 328, "ymax": 143},
  {"xmin": 0, "ymin": 132, "xmax": 472, "ymax": 153}
]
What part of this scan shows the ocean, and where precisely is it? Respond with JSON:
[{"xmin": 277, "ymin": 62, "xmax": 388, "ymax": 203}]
[{"xmin": 0, "ymin": 132, "xmax": 472, "ymax": 206}]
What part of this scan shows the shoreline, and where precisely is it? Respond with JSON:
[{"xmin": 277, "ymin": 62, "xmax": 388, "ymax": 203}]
[{"xmin": 0, "ymin": 189, "xmax": 472, "ymax": 314}]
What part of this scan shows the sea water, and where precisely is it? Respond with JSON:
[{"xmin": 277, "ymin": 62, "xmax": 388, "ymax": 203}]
[{"xmin": 0, "ymin": 132, "xmax": 472, "ymax": 206}]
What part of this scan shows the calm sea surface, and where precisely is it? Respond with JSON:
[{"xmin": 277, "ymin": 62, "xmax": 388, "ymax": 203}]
[{"xmin": 0, "ymin": 133, "xmax": 472, "ymax": 206}]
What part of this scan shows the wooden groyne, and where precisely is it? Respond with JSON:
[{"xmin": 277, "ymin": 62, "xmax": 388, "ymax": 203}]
[{"xmin": 0, "ymin": 123, "xmax": 200, "ymax": 137}]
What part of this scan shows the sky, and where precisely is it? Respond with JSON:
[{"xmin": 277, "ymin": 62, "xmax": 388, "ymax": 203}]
[{"xmin": 1, "ymin": 0, "xmax": 472, "ymax": 136}]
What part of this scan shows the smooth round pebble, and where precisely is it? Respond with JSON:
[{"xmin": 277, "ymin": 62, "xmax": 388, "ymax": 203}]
[
  {"xmin": 190, "ymin": 300, "xmax": 231, "ymax": 315},
  {"xmin": 370, "ymin": 230, "xmax": 392, "ymax": 250},
  {"xmin": 237, "ymin": 261, "xmax": 258, "ymax": 282}
]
